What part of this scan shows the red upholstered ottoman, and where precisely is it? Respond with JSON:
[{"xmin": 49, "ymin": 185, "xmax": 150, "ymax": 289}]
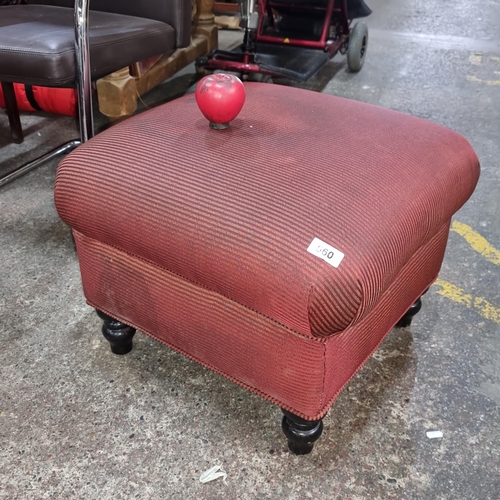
[{"xmin": 54, "ymin": 83, "xmax": 479, "ymax": 454}]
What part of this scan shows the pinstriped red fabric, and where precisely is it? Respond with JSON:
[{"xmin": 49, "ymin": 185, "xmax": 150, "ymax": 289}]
[
  {"xmin": 73, "ymin": 231, "xmax": 327, "ymax": 415},
  {"xmin": 72, "ymin": 221, "xmax": 448, "ymax": 419},
  {"xmin": 320, "ymin": 222, "xmax": 450, "ymax": 415},
  {"xmin": 55, "ymin": 83, "xmax": 479, "ymax": 339}
]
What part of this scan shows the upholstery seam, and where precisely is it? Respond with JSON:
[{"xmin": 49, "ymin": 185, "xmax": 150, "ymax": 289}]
[
  {"xmin": 88, "ymin": 274, "xmax": 440, "ymax": 420},
  {"xmin": 316, "ymin": 275, "xmax": 440, "ymax": 419},
  {"xmin": 320, "ymin": 340, "xmax": 327, "ymax": 411},
  {"xmin": 76, "ymin": 231, "xmax": 326, "ymax": 345},
  {"xmin": 74, "ymin": 222, "xmax": 451, "ymax": 344},
  {"xmin": 90, "ymin": 300, "xmax": 325, "ymax": 421}
]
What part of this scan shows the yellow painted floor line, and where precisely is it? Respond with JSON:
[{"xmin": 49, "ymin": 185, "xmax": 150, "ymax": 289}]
[
  {"xmin": 466, "ymin": 74, "xmax": 500, "ymax": 85},
  {"xmin": 469, "ymin": 54, "xmax": 482, "ymax": 65},
  {"xmin": 450, "ymin": 221, "xmax": 500, "ymax": 265},
  {"xmin": 433, "ymin": 279, "xmax": 500, "ymax": 324}
]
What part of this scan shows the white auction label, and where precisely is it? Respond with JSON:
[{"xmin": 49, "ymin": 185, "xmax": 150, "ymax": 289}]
[{"xmin": 307, "ymin": 237, "xmax": 345, "ymax": 268}]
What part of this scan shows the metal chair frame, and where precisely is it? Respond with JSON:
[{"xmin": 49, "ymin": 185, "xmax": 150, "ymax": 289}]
[{"xmin": 0, "ymin": 0, "xmax": 92, "ymax": 188}]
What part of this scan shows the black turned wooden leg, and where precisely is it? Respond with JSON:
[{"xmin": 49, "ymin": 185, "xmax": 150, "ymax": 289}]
[
  {"xmin": 1, "ymin": 82, "xmax": 24, "ymax": 144},
  {"xmin": 396, "ymin": 297, "xmax": 422, "ymax": 328},
  {"xmin": 96, "ymin": 309, "xmax": 136, "ymax": 355},
  {"xmin": 281, "ymin": 409, "xmax": 323, "ymax": 455}
]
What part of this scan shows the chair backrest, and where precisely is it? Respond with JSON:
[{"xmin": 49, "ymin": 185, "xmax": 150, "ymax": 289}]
[{"xmin": 27, "ymin": 0, "xmax": 191, "ymax": 47}]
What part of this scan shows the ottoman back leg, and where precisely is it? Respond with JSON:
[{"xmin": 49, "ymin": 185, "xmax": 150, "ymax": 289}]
[
  {"xmin": 395, "ymin": 296, "xmax": 423, "ymax": 328},
  {"xmin": 396, "ymin": 286, "xmax": 431, "ymax": 328}
]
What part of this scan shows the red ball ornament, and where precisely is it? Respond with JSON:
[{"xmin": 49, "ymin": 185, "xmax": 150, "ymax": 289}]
[{"xmin": 195, "ymin": 73, "xmax": 246, "ymax": 130}]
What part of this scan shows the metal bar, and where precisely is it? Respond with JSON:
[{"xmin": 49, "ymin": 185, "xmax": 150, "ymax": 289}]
[
  {"xmin": 255, "ymin": 34, "xmax": 329, "ymax": 49},
  {"xmin": 74, "ymin": 0, "xmax": 93, "ymax": 142},
  {"xmin": 0, "ymin": 140, "xmax": 80, "ymax": 189},
  {"xmin": 205, "ymin": 59, "xmax": 270, "ymax": 74},
  {"xmin": 340, "ymin": 0, "xmax": 349, "ymax": 33},
  {"xmin": 269, "ymin": 3, "xmax": 341, "ymax": 12},
  {"xmin": 1, "ymin": 82, "xmax": 24, "ymax": 144},
  {"xmin": 256, "ymin": 0, "xmax": 266, "ymax": 37},
  {"xmin": 319, "ymin": 0, "xmax": 335, "ymax": 45}
]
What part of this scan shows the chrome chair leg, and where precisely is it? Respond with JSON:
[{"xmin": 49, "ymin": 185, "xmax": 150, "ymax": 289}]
[
  {"xmin": 0, "ymin": 0, "xmax": 93, "ymax": 189},
  {"xmin": 0, "ymin": 140, "xmax": 81, "ymax": 189},
  {"xmin": 74, "ymin": 0, "xmax": 93, "ymax": 142}
]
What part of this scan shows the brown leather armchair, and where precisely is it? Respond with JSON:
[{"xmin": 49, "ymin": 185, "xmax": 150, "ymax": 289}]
[{"xmin": 0, "ymin": 0, "xmax": 192, "ymax": 187}]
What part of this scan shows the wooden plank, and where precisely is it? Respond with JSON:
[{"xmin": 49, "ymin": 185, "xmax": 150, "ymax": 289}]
[{"xmin": 214, "ymin": 2, "xmax": 240, "ymax": 12}]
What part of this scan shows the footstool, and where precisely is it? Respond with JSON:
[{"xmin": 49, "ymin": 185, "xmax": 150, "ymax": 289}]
[{"xmin": 54, "ymin": 83, "xmax": 479, "ymax": 454}]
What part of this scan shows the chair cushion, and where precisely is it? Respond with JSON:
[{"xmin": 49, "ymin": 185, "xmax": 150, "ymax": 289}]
[
  {"xmin": 55, "ymin": 83, "xmax": 480, "ymax": 339},
  {"xmin": 28, "ymin": 0, "xmax": 192, "ymax": 49},
  {"xmin": 0, "ymin": 5, "xmax": 175, "ymax": 86}
]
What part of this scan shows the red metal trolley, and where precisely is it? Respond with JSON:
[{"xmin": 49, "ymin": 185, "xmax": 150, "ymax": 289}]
[{"xmin": 196, "ymin": 0, "xmax": 371, "ymax": 81}]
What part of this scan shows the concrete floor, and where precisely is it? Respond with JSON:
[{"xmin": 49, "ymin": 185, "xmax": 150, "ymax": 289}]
[{"xmin": 1, "ymin": 1, "xmax": 499, "ymax": 498}]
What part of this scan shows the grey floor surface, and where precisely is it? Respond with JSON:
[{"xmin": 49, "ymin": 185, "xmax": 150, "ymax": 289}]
[{"xmin": 1, "ymin": 1, "xmax": 499, "ymax": 499}]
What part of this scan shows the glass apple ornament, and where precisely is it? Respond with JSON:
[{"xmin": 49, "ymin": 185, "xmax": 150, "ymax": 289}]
[{"xmin": 195, "ymin": 73, "xmax": 246, "ymax": 130}]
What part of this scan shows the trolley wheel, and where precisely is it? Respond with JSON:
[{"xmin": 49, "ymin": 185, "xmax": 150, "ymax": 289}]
[
  {"xmin": 196, "ymin": 66, "xmax": 213, "ymax": 77},
  {"xmin": 195, "ymin": 56, "xmax": 213, "ymax": 76},
  {"xmin": 347, "ymin": 22, "xmax": 368, "ymax": 72}
]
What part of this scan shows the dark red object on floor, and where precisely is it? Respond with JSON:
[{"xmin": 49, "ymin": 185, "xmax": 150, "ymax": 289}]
[{"xmin": 0, "ymin": 82, "xmax": 77, "ymax": 116}]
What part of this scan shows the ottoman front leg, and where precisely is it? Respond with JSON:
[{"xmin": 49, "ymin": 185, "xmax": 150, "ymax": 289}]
[
  {"xmin": 96, "ymin": 310, "xmax": 136, "ymax": 355},
  {"xmin": 281, "ymin": 409, "xmax": 324, "ymax": 455}
]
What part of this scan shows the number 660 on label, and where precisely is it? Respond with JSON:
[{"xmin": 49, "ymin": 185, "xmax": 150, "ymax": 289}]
[{"xmin": 307, "ymin": 237, "xmax": 345, "ymax": 268}]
